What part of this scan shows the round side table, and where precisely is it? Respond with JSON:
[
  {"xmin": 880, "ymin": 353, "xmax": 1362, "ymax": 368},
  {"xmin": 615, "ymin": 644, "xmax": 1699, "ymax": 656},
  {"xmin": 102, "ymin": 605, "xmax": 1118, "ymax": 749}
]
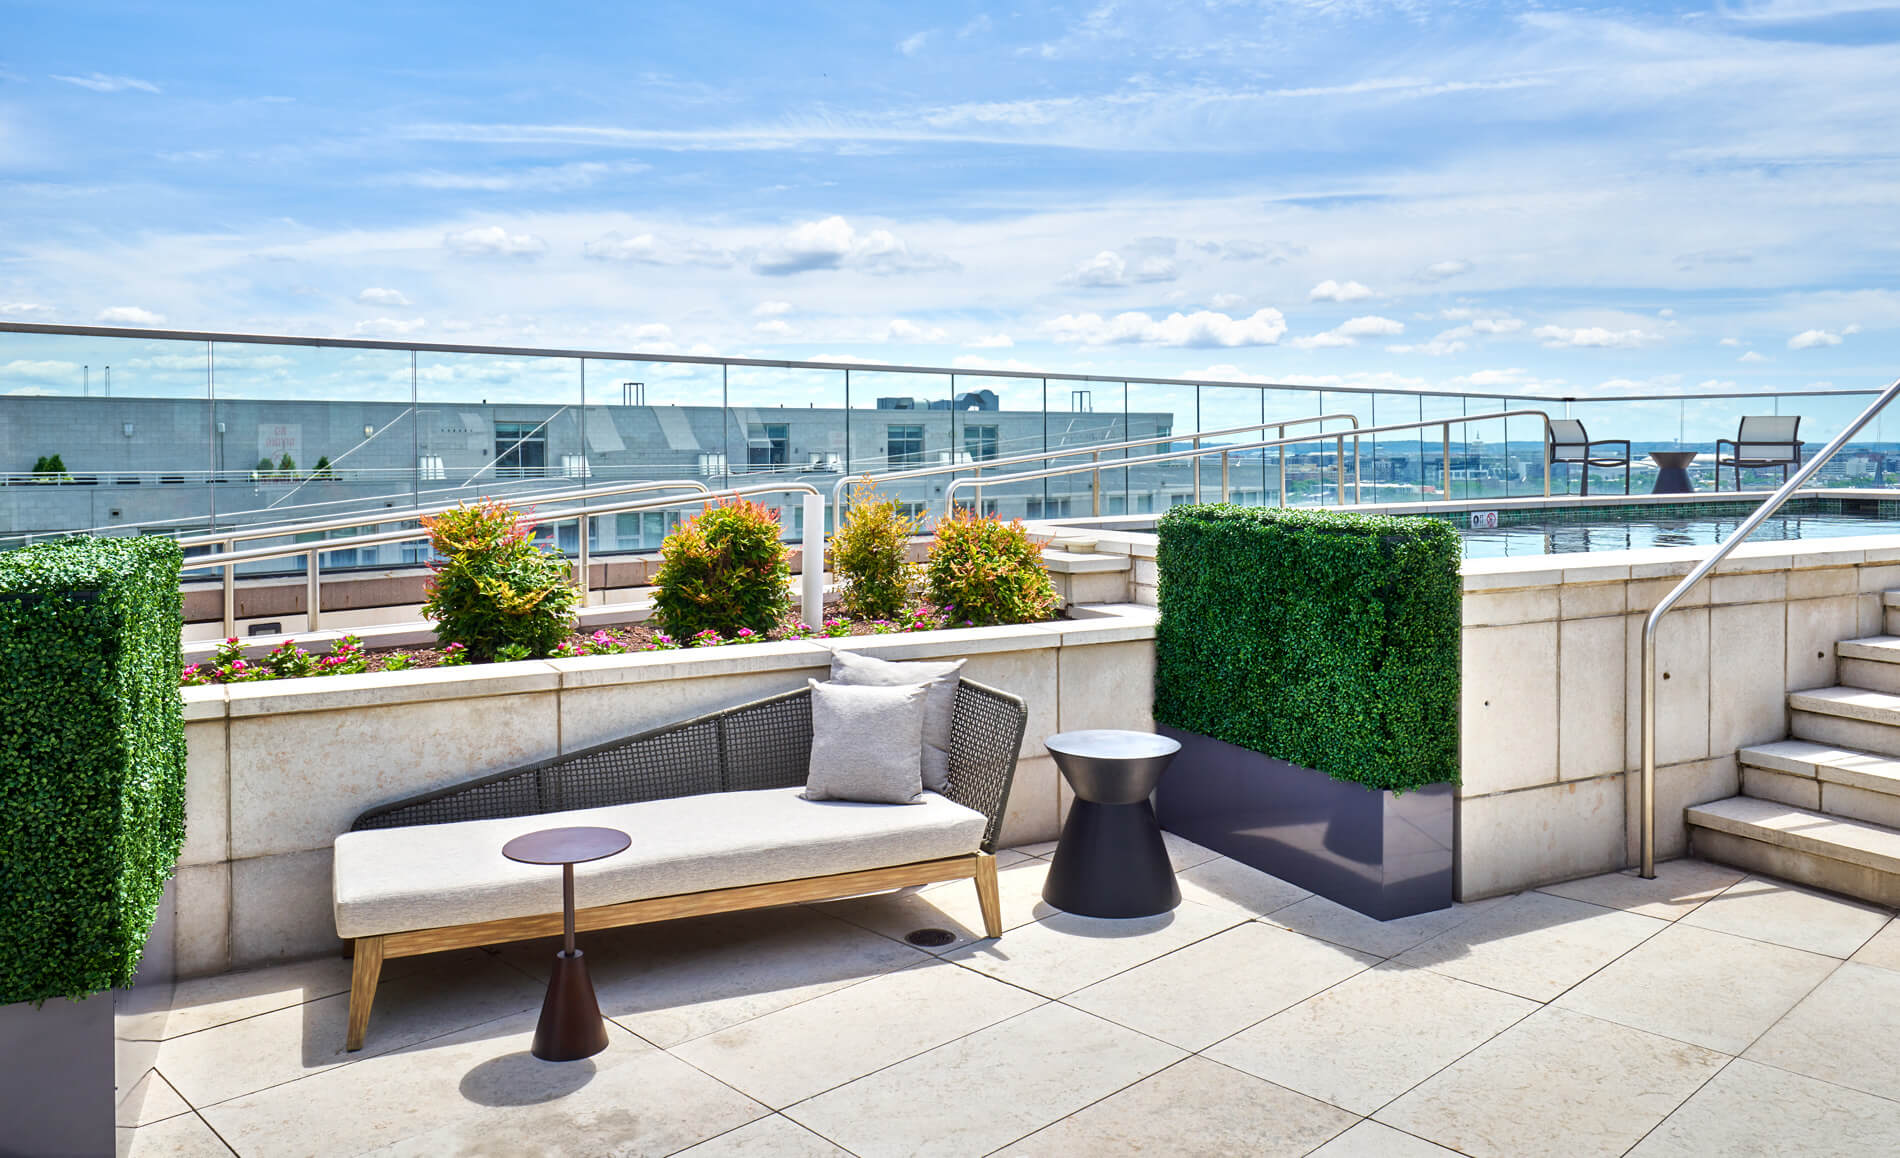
[
  {"xmin": 1649, "ymin": 451, "xmax": 1697, "ymax": 494},
  {"xmin": 501, "ymin": 825, "xmax": 631, "ymax": 1062},
  {"xmin": 1042, "ymin": 730, "xmax": 1182, "ymax": 918}
]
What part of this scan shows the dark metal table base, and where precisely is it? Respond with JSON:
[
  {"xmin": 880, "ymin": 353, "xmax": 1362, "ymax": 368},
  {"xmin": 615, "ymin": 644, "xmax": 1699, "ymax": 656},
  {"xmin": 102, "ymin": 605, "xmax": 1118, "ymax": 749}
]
[
  {"xmin": 533, "ymin": 948, "xmax": 610, "ymax": 1062},
  {"xmin": 1649, "ymin": 451, "xmax": 1697, "ymax": 495},
  {"xmin": 1044, "ymin": 799, "xmax": 1181, "ymax": 918}
]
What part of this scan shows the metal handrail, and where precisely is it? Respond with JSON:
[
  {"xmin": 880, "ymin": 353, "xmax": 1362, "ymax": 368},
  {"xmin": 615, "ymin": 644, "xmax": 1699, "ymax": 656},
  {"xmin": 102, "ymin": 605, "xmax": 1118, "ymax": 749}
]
[
  {"xmin": 833, "ymin": 412, "xmax": 1362, "ymax": 517},
  {"xmin": 178, "ymin": 478, "xmax": 709, "ymax": 548},
  {"xmin": 1636, "ymin": 375, "xmax": 1900, "ymax": 878},
  {"xmin": 188, "ymin": 482, "xmax": 822, "ymax": 637},
  {"xmin": 12, "ymin": 318, "xmax": 1888, "ymax": 405},
  {"xmin": 943, "ymin": 410, "xmax": 1555, "ymax": 513}
]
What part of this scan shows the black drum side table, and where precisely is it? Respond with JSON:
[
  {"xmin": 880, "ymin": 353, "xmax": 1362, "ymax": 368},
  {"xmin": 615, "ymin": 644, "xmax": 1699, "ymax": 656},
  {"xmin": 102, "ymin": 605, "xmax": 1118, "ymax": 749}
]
[
  {"xmin": 1649, "ymin": 451, "xmax": 1697, "ymax": 494},
  {"xmin": 1042, "ymin": 730, "xmax": 1182, "ymax": 918},
  {"xmin": 501, "ymin": 825, "xmax": 631, "ymax": 1061}
]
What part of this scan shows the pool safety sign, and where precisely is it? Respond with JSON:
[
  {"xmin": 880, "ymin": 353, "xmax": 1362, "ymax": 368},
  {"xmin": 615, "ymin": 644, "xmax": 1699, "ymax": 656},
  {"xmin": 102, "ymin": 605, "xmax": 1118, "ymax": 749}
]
[{"xmin": 1469, "ymin": 510, "xmax": 1500, "ymax": 530}]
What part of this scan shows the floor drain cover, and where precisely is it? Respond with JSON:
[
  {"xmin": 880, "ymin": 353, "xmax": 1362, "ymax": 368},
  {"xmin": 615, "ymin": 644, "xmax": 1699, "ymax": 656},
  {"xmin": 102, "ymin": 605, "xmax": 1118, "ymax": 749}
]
[{"xmin": 905, "ymin": 928, "xmax": 957, "ymax": 947}]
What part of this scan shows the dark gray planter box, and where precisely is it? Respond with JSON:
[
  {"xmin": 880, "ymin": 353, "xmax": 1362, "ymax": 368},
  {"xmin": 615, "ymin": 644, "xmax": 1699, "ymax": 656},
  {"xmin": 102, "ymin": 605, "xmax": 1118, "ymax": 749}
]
[
  {"xmin": 1154, "ymin": 725, "xmax": 1455, "ymax": 920},
  {"xmin": 0, "ymin": 877, "xmax": 174, "ymax": 1157}
]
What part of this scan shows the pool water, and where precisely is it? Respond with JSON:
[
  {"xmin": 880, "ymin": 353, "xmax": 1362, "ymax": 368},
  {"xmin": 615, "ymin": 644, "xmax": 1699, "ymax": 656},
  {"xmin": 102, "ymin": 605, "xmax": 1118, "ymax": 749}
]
[{"xmin": 1445, "ymin": 498, "xmax": 1900, "ymax": 558}]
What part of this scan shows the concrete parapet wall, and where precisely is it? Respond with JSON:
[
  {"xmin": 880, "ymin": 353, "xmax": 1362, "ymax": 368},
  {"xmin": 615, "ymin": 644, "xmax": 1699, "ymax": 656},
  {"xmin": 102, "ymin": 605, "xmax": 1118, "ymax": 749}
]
[{"xmin": 175, "ymin": 605, "xmax": 1158, "ymax": 976}]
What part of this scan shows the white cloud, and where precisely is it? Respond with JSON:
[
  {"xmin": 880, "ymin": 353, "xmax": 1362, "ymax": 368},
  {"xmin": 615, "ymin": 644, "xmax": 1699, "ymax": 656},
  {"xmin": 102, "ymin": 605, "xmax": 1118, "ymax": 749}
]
[
  {"xmin": 353, "ymin": 316, "xmax": 429, "ymax": 337},
  {"xmin": 966, "ymin": 333, "xmax": 1015, "ymax": 348},
  {"xmin": 1720, "ymin": 337, "xmax": 1742, "ymax": 346},
  {"xmin": 952, "ymin": 354, "xmax": 1040, "ymax": 372},
  {"xmin": 753, "ymin": 319, "xmax": 795, "ymax": 337},
  {"xmin": 1533, "ymin": 325, "xmax": 1661, "ymax": 349},
  {"xmin": 1208, "ymin": 293, "xmax": 1245, "ymax": 310},
  {"xmin": 885, "ymin": 318, "xmax": 948, "ymax": 342},
  {"xmin": 356, "ymin": 287, "xmax": 411, "ymax": 307},
  {"xmin": 752, "ymin": 300, "xmax": 793, "ymax": 317},
  {"xmin": 0, "ymin": 302, "xmax": 52, "ymax": 315},
  {"xmin": 51, "ymin": 72, "xmax": 159, "ymax": 93},
  {"xmin": 1419, "ymin": 259, "xmax": 1471, "ymax": 282},
  {"xmin": 1293, "ymin": 314, "xmax": 1405, "ymax": 349},
  {"xmin": 1470, "ymin": 317, "xmax": 1523, "ymax": 334},
  {"xmin": 629, "ymin": 323, "xmax": 673, "ymax": 343},
  {"xmin": 1739, "ymin": 350, "xmax": 1770, "ymax": 363},
  {"xmin": 95, "ymin": 306, "xmax": 163, "ymax": 325},
  {"xmin": 1389, "ymin": 327, "xmax": 1471, "ymax": 356},
  {"xmin": 899, "ymin": 30, "xmax": 933, "ymax": 55},
  {"xmin": 443, "ymin": 226, "xmax": 547, "ymax": 257},
  {"xmin": 396, "ymin": 160, "xmax": 647, "ymax": 193},
  {"xmin": 1134, "ymin": 256, "xmax": 1178, "ymax": 282},
  {"xmin": 1044, "ymin": 307, "xmax": 1287, "ymax": 348},
  {"xmin": 1788, "ymin": 328, "xmax": 1848, "ymax": 349},
  {"xmin": 751, "ymin": 215, "xmax": 951, "ymax": 276},
  {"xmin": 1309, "ymin": 279, "xmax": 1373, "ymax": 302},
  {"xmin": 1071, "ymin": 250, "xmax": 1127, "ymax": 287}
]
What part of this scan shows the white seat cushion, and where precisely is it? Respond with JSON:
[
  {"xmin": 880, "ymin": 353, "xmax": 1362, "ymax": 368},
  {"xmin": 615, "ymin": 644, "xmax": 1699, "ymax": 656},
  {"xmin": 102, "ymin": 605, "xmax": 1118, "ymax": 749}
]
[{"xmin": 333, "ymin": 787, "xmax": 988, "ymax": 940}]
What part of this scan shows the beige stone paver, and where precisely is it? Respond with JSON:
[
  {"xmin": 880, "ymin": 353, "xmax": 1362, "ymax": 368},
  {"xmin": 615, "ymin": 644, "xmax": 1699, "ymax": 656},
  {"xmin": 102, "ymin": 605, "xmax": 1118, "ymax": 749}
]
[
  {"xmin": 1393, "ymin": 890, "xmax": 1668, "ymax": 1001},
  {"xmin": 1628, "ymin": 1058, "xmax": 1900, "ymax": 1157},
  {"xmin": 1206, "ymin": 961, "xmax": 1538, "ymax": 1114},
  {"xmin": 1376, "ymin": 1006, "xmax": 1727, "ymax": 1157},
  {"xmin": 125, "ymin": 854, "xmax": 1900, "ymax": 1156},
  {"xmin": 785, "ymin": 1003, "xmax": 1183, "ymax": 1158},
  {"xmin": 1307, "ymin": 1119, "xmax": 1463, "ymax": 1157},
  {"xmin": 1679, "ymin": 875, "xmax": 1890, "ymax": 957},
  {"xmin": 1746, "ymin": 960, "xmax": 1900, "ymax": 1102},
  {"xmin": 673, "ymin": 1114, "xmax": 854, "ymax": 1156},
  {"xmin": 991, "ymin": 1055, "xmax": 1354, "ymax": 1156},
  {"xmin": 1555, "ymin": 922, "xmax": 1839, "ymax": 1053},
  {"xmin": 1173, "ymin": 854, "xmax": 1312, "ymax": 917},
  {"xmin": 118, "ymin": 1111, "xmax": 236, "ymax": 1157},
  {"xmin": 670, "ymin": 960, "xmax": 1043, "ymax": 1107},
  {"xmin": 938, "ymin": 898, "xmax": 1242, "ymax": 998},
  {"xmin": 1066, "ymin": 921, "xmax": 1375, "ymax": 1050},
  {"xmin": 1537, "ymin": 860, "xmax": 1745, "ymax": 921}
]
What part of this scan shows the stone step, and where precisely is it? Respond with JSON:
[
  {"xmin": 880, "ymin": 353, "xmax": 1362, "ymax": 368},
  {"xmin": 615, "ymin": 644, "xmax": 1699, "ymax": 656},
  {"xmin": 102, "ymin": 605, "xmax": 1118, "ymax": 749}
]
[
  {"xmin": 1738, "ymin": 739, "xmax": 1900, "ymax": 828},
  {"xmin": 1840, "ymin": 636, "xmax": 1900, "ymax": 694},
  {"xmin": 1883, "ymin": 590, "xmax": 1900, "ymax": 636},
  {"xmin": 1789, "ymin": 687, "xmax": 1900, "ymax": 759},
  {"xmin": 1686, "ymin": 796, "xmax": 1900, "ymax": 906}
]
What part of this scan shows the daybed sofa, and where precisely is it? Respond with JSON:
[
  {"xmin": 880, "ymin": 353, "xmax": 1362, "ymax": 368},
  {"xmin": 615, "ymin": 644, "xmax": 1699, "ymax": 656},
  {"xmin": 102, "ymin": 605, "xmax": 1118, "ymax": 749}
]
[{"xmin": 332, "ymin": 677, "xmax": 1027, "ymax": 1050}]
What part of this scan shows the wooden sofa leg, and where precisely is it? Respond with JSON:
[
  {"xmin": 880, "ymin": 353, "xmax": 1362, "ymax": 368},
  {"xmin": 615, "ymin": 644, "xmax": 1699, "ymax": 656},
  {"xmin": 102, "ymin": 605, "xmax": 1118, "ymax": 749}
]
[
  {"xmin": 973, "ymin": 853, "xmax": 1003, "ymax": 939},
  {"xmin": 345, "ymin": 936, "xmax": 385, "ymax": 1052}
]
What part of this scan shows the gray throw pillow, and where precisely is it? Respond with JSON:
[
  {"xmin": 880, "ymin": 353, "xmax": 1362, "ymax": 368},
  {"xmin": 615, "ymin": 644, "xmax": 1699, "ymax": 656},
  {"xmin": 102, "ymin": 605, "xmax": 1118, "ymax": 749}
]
[
  {"xmin": 803, "ymin": 679, "xmax": 930, "ymax": 805},
  {"xmin": 829, "ymin": 649, "xmax": 966, "ymax": 793}
]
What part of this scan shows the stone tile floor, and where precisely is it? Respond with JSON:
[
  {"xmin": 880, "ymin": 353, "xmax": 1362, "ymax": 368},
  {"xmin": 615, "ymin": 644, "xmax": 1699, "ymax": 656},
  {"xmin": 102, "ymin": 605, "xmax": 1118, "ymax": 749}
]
[{"xmin": 121, "ymin": 838, "xmax": 1900, "ymax": 1157}]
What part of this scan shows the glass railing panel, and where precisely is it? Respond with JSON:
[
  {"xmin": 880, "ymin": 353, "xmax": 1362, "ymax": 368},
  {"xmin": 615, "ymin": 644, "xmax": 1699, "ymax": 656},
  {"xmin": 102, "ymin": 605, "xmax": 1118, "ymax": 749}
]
[
  {"xmin": 1123, "ymin": 380, "xmax": 1192, "ymax": 518},
  {"xmin": 1370, "ymin": 392, "xmax": 1424, "ymax": 504},
  {"xmin": 1317, "ymin": 389, "xmax": 1378, "ymax": 506},
  {"xmin": 842, "ymin": 369, "xmax": 956, "ymax": 526},
  {"xmin": 1419, "ymin": 393, "xmax": 1467, "ymax": 501},
  {"xmin": 576, "ymin": 357, "xmax": 726, "ymax": 555},
  {"xmin": 1043, "ymin": 380, "xmax": 1126, "ymax": 517},
  {"xmin": 1, "ymin": 330, "xmax": 214, "ymax": 546},
  {"xmin": 723, "ymin": 364, "xmax": 849, "ymax": 539},
  {"xmin": 1789, "ymin": 392, "xmax": 1885, "ymax": 489}
]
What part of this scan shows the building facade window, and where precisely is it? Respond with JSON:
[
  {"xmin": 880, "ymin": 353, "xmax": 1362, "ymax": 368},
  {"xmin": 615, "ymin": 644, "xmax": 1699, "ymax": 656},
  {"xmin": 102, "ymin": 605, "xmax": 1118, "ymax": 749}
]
[
  {"xmin": 887, "ymin": 424, "xmax": 925, "ymax": 467},
  {"xmin": 747, "ymin": 423, "xmax": 789, "ymax": 471},
  {"xmin": 963, "ymin": 424, "xmax": 999, "ymax": 462},
  {"xmin": 494, "ymin": 421, "xmax": 547, "ymax": 477}
]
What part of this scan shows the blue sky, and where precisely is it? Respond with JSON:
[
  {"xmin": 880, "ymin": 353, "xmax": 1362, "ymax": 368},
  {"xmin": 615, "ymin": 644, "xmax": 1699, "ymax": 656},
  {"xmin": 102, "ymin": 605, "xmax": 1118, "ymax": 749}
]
[{"xmin": 2, "ymin": 0, "xmax": 1898, "ymax": 407}]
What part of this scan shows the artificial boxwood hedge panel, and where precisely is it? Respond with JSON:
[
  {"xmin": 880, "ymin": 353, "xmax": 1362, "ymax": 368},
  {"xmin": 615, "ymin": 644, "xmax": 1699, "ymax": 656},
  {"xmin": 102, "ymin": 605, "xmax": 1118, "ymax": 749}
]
[
  {"xmin": 0, "ymin": 536, "xmax": 186, "ymax": 1004},
  {"xmin": 1154, "ymin": 505, "xmax": 1460, "ymax": 794}
]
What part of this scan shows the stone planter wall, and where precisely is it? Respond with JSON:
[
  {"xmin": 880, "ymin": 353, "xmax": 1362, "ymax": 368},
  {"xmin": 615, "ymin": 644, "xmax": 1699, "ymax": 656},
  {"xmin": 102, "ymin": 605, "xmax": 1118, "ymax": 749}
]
[
  {"xmin": 175, "ymin": 606, "xmax": 1157, "ymax": 976},
  {"xmin": 1064, "ymin": 512, "xmax": 1900, "ymax": 902}
]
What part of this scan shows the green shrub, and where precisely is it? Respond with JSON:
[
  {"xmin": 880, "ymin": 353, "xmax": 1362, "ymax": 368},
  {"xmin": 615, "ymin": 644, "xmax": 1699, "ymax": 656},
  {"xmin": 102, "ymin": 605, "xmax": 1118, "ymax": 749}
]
[
  {"xmin": 652, "ymin": 497, "xmax": 791, "ymax": 639},
  {"xmin": 277, "ymin": 453, "xmax": 296, "ymax": 474},
  {"xmin": 1154, "ymin": 504, "xmax": 1461, "ymax": 794},
  {"xmin": 31, "ymin": 456, "xmax": 49, "ymax": 474},
  {"xmin": 420, "ymin": 500, "xmax": 578, "ymax": 661},
  {"xmin": 45, "ymin": 454, "xmax": 66, "ymax": 474},
  {"xmin": 312, "ymin": 455, "xmax": 333, "ymax": 479},
  {"xmin": 0, "ymin": 535, "xmax": 186, "ymax": 1003},
  {"xmin": 924, "ymin": 511, "xmax": 1058, "ymax": 626},
  {"xmin": 831, "ymin": 478, "xmax": 919, "ymax": 620},
  {"xmin": 255, "ymin": 457, "xmax": 274, "ymax": 474}
]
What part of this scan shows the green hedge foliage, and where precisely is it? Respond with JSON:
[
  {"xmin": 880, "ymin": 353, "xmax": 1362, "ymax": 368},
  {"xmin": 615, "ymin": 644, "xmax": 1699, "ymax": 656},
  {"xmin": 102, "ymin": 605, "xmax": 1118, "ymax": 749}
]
[
  {"xmin": 0, "ymin": 536, "xmax": 187, "ymax": 1004},
  {"xmin": 1154, "ymin": 505, "xmax": 1460, "ymax": 793}
]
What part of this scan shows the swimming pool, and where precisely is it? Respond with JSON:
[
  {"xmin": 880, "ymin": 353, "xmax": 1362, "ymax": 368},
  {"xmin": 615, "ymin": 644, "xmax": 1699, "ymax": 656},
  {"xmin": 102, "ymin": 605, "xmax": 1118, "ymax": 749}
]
[{"xmin": 1441, "ymin": 497, "xmax": 1900, "ymax": 558}]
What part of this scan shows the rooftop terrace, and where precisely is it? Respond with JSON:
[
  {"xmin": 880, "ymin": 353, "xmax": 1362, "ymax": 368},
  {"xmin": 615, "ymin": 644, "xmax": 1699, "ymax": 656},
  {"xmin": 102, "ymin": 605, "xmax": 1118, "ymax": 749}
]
[{"xmin": 124, "ymin": 843, "xmax": 1900, "ymax": 1157}]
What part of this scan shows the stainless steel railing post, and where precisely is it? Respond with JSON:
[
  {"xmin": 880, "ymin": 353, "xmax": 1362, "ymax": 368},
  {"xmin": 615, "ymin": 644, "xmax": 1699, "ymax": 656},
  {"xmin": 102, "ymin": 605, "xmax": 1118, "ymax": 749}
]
[
  {"xmin": 1336, "ymin": 435, "xmax": 1346, "ymax": 505},
  {"xmin": 577, "ymin": 513, "xmax": 591, "ymax": 606},
  {"xmin": 1442, "ymin": 425, "xmax": 1453, "ymax": 498},
  {"xmin": 1192, "ymin": 435, "xmax": 1202, "ymax": 504},
  {"xmin": 222, "ymin": 538, "xmax": 237, "ymax": 638},
  {"xmin": 1091, "ymin": 451, "xmax": 1101, "ymax": 517},
  {"xmin": 801, "ymin": 493, "xmax": 825, "ymax": 629},
  {"xmin": 1277, "ymin": 425, "xmax": 1287, "ymax": 505},
  {"xmin": 306, "ymin": 548, "xmax": 321, "ymax": 633},
  {"xmin": 1220, "ymin": 452, "xmax": 1230, "ymax": 502}
]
